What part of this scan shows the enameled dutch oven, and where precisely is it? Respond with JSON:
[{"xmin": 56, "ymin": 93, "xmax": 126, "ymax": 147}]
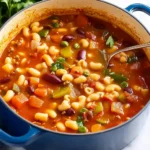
[{"xmin": 0, "ymin": 0, "xmax": 150, "ymax": 150}]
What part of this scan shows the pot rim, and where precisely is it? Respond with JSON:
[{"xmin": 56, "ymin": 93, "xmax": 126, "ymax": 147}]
[{"xmin": 0, "ymin": 0, "xmax": 150, "ymax": 136}]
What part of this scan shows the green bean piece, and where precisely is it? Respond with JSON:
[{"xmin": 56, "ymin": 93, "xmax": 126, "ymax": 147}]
[
  {"xmin": 94, "ymin": 102, "xmax": 103, "ymax": 114},
  {"xmin": 12, "ymin": 83, "xmax": 20, "ymax": 93},
  {"xmin": 120, "ymin": 81, "xmax": 128, "ymax": 88},
  {"xmin": 38, "ymin": 29, "xmax": 49, "ymax": 37},
  {"xmin": 60, "ymin": 41, "xmax": 69, "ymax": 47},
  {"xmin": 74, "ymin": 43, "xmax": 80, "ymax": 49}
]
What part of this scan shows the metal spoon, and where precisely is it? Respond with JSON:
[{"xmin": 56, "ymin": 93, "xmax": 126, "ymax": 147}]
[{"xmin": 100, "ymin": 42, "xmax": 150, "ymax": 68}]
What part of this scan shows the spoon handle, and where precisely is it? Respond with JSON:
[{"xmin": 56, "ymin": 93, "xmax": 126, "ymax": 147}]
[{"xmin": 109, "ymin": 42, "xmax": 150, "ymax": 61}]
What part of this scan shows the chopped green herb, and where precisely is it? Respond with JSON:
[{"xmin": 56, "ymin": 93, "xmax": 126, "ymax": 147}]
[
  {"xmin": 12, "ymin": 83, "xmax": 20, "ymax": 93},
  {"xmin": 74, "ymin": 43, "xmax": 80, "ymax": 49},
  {"xmin": 106, "ymin": 36, "xmax": 114, "ymax": 48},
  {"xmin": 79, "ymin": 108, "xmax": 88, "ymax": 114},
  {"xmin": 127, "ymin": 56, "xmax": 138, "ymax": 63},
  {"xmin": 83, "ymin": 71, "xmax": 89, "ymax": 77},
  {"xmin": 76, "ymin": 116, "xmax": 86, "ymax": 133},
  {"xmin": 120, "ymin": 81, "xmax": 128, "ymax": 88},
  {"xmin": 38, "ymin": 29, "xmax": 49, "ymax": 37},
  {"xmin": 50, "ymin": 57, "xmax": 65, "ymax": 71},
  {"xmin": 60, "ymin": 41, "xmax": 69, "ymax": 47},
  {"xmin": 52, "ymin": 22, "xmax": 59, "ymax": 28}
]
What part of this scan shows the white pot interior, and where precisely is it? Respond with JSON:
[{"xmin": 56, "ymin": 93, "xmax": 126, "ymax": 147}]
[{"xmin": 0, "ymin": 0, "xmax": 150, "ymax": 59}]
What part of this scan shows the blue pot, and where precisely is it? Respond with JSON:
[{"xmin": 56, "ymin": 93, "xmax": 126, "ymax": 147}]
[{"xmin": 0, "ymin": 1, "xmax": 150, "ymax": 150}]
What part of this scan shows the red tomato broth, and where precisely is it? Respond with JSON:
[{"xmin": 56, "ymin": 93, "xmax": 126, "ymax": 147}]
[{"xmin": 0, "ymin": 14, "xmax": 150, "ymax": 133}]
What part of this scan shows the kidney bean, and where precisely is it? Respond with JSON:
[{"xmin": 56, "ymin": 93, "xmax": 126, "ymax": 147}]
[
  {"xmin": 83, "ymin": 110, "xmax": 93, "ymax": 122},
  {"xmin": 76, "ymin": 28, "xmax": 85, "ymax": 36},
  {"xmin": 27, "ymin": 86, "xmax": 34, "ymax": 95},
  {"xmin": 124, "ymin": 87, "xmax": 133, "ymax": 94},
  {"xmin": 86, "ymin": 32, "xmax": 96, "ymax": 41},
  {"xmin": 62, "ymin": 35, "xmax": 74, "ymax": 42},
  {"xmin": 138, "ymin": 76, "xmax": 148, "ymax": 89},
  {"xmin": 77, "ymin": 49, "xmax": 86, "ymax": 60},
  {"xmin": 42, "ymin": 73, "xmax": 62, "ymax": 84},
  {"xmin": 0, "ymin": 77, "xmax": 10, "ymax": 84},
  {"xmin": 65, "ymin": 108, "xmax": 75, "ymax": 116}
]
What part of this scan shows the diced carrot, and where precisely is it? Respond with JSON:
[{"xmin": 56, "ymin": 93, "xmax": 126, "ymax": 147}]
[
  {"xmin": 75, "ymin": 14, "xmax": 88, "ymax": 27},
  {"xmin": 70, "ymin": 66, "xmax": 83, "ymax": 78},
  {"xmin": 91, "ymin": 124, "xmax": 104, "ymax": 132},
  {"xmin": 29, "ymin": 95, "xmax": 44, "ymax": 108},
  {"xmin": 51, "ymin": 34, "xmax": 62, "ymax": 43},
  {"xmin": 11, "ymin": 94, "xmax": 28, "ymax": 109},
  {"xmin": 34, "ymin": 88, "xmax": 47, "ymax": 97}
]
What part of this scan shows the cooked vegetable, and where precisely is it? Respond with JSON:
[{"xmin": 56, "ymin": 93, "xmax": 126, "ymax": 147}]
[
  {"xmin": 118, "ymin": 93, "xmax": 126, "ymax": 103},
  {"xmin": 79, "ymin": 108, "xmax": 88, "ymax": 114},
  {"xmin": 94, "ymin": 102, "xmax": 103, "ymax": 114},
  {"xmin": 96, "ymin": 118, "xmax": 109, "ymax": 125},
  {"xmin": 111, "ymin": 102, "xmax": 124, "ymax": 115},
  {"xmin": 11, "ymin": 94, "xmax": 28, "ymax": 109},
  {"xmin": 52, "ymin": 22, "xmax": 60, "ymax": 28},
  {"xmin": 53, "ymin": 86, "xmax": 71, "ymax": 98},
  {"xmin": 38, "ymin": 29, "xmax": 49, "ymax": 37},
  {"xmin": 60, "ymin": 46, "xmax": 73, "ymax": 58},
  {"xmin": 12, "ymin": 83, "xmax": 20, "ymax": 93},
  {"xmin": 83, "ymin": 71, "xmax": 89, "ymax": 77},
  {"xmin": 29, "ymin": 95, "xmax": 44, "ymax": 108},
  {"xmin": 51, "ymin": 57, "xmax": 65, "ymax": 71},
  {"xmin": 74, "ymin": 43, "xmax": 80, "ymax": 49},
  {"xmin": 76, "ymin": 116, "xmax": 87, "ymax": 133},
  {"xmin": 60, "ymin": 41, "xmax": 69, "ymax": 47},
  {"xmin": 106, "ymin": 36, "xmax": 114, "ymax": 48},
  {"xmin": 127, "ymin": 56, "xmax": 138, "ymax": 63},
  {"xmin": 120, "ymin": 81, "xmax": 128, "ymax": 88}
]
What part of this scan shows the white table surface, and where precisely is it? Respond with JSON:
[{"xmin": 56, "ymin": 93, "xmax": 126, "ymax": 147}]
[{"xmin": 1, "ymin": 1, "xmax": 150, "ymax": 150}]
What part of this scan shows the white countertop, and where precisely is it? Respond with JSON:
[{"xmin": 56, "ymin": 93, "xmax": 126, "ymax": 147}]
[{"xmin": 1, "ymin": 1, "xmax": 150, "ymax": 150}]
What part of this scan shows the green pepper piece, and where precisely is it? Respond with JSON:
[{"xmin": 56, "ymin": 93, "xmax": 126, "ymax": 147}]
[
  {"xmin": 120, "ymin": 81, "xmax": 128, "ymax": 88},
  {"xmin": 60, "ymin": 46, "xmax": 73, "ymax": 58},
  {"xmin": 12, "ymin": 83, "xmax": 20, "ymax": 93},
  {"xmin": 79, "ymin": 108, "xmax": 88, "ymax": 114},
  {"xmin": 76, "ymin": 116, "xmax": 87, "ymax": 133},
  {"xmin": 53, "ymin": 86, "xmax": 71, "ymax": 98},
  {"xmin": 110, "ymin": 73, "xmax": 128, "ymax": 84},
  {"xmin": 38, "ymin": 29, "xmax": 49, "ymax": 37},
  {"xmin": 78, "ymin": 126, "xmax": 87, "ymax": 133},
  {"xmin": 96, "ymin": 118, "xmax": 109, "ymax": 125},
  {"xmin": 94, "ymin": 102, "xmax": 103, "ymax": 114}
]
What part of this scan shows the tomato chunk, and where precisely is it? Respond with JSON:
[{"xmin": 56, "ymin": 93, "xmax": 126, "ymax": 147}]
[
  {"xmin": 11, "ymin": 94, "xmax": 28, "ymax": 109},
  {"xmin": 75, "ymin": 14, "xmax": 88, "ymax": 27},
  {"xmin": 29, "ymin": 95, "xmax": 44, "ymax": 108}
]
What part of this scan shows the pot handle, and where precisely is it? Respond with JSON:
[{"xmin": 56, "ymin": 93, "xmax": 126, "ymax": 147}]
[
  {"xmin": 0, "ymin": 126, "xmax": 40, "ymax": 145},
  {"xmin": 126, "ymin": 3, "xmax": 150, "ymax": 15}
]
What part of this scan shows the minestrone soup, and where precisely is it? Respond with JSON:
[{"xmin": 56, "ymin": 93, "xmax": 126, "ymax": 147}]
[{"xmin": 0, "ymin": 14, "xmax": 150, "ymax": 133}]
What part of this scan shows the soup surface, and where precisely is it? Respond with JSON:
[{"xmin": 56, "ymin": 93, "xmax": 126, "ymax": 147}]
[{"xmin": 0, "ymin": 14, "xmax": 150, "ymax": 133}]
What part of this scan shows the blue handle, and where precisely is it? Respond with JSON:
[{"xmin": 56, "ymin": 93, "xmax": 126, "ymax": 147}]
[
  {"xmin": 126, "ymin": 3, "xmax": 150, "ymax": 15},
  {"xmin": 0, "ymin": 125, "xmax": 40, "ymax": 145}
]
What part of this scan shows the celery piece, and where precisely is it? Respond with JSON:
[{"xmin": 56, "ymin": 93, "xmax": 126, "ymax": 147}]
[
  {"xmin": 96, "ymin": 118, "xmax": 109, "ymax": 125},
  {"xmin": 12, "ymin": 83, "xmax": 20, "ymax": 93},
  {"xmin": 94, "ymin": 102, "xmax": 103, "ymax": 114},
  {"xmin": 118, "ymin": 93, "xmax": 126, "ymax": 103},
  {"xmin": 53, "ymin": 86, "xmax": 71, "ymax": 98},
  {"xmin": 60, "ymin": 46, "xmax": 73, "ymax": 58}
]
